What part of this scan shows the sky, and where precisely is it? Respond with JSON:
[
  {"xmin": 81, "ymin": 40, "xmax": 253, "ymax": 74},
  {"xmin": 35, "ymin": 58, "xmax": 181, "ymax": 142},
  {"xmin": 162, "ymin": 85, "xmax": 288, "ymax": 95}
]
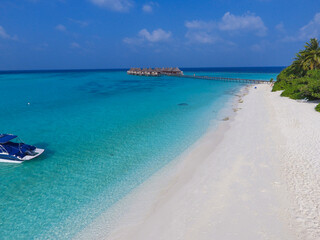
[{"xmin": 0, "ymin": 0, "xmax": 320, "ymax": 70}]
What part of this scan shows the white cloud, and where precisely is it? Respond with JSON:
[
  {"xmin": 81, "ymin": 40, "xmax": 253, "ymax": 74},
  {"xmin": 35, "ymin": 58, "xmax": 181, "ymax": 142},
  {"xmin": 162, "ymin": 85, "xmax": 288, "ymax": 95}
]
[
  {"xmin": 90, "ymin": 0, "xmax": 133, "ymax": 12},
  {"xmin": 142, "ymin": 4, "xmax": 152, "ymax": 13},
  {"xmin": 275, "ymin": 22, "xmax": 285, "ymax": 33},
  {"xmin": 0, "ymin": 26, "xmax": 12, "ymax": 39},
  {"xmin": 142, "ymin": 2, "xmax": 158, "ymax": 13},
  {"xmin": 142, "ymin": 2, "xmax": 159, "ymax": 13},
  {"xmin": 218, "ymin": 12, "xmax": 267, "ymax": 36},
  {"xmin": 185, "ymin": 31, "xmax": 219, "ymax": 44},
  {"xmin": 138, "ymin": 28, "xmax": 171, "ymax": 42},
  {"xmin": 70, "ymin": 42, "xmax": 81, "ymax": 48},
  {"xmin": 185, "ymin": 21, "xmax": 218, "ymax": 44},
  {"xmin": 185, "ymin": 12, "xmax": 267, "ymax": 44},
  {"xmin": 185, "ymin": 20, "xmax": 215, "ymax": 30},
  {"xmin": 55, "ymin": 24, "xmax": 67, "ymax": 32},
  {"xmin": 283, "ymin": 13, "xmax": 320, "ymax": 42},
  {"xmin": 124, "ymin": 28, "xmax": 171, "ymax": 46},
  {"xmin": 123, "ymin": 37, "xmax": 142, "ymax": 45},
  {"xmin": 298, "ymin": 12, "xmax": 320, "ymax": 40},
  {"xmin": 0, "ymin": 25, "xmax": 17, "ymax": 40}
]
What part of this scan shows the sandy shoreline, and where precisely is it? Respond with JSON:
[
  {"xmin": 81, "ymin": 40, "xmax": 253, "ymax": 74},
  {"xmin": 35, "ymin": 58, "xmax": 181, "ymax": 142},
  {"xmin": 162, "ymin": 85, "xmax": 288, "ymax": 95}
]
[{"xmin": 78, "ymin": 85, "xmax": 320, "ymax": 240}]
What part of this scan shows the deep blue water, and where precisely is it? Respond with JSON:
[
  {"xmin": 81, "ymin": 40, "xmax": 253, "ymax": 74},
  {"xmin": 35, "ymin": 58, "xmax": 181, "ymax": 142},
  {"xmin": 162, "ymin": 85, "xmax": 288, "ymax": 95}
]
[
  {"xmin": 0, "ymin": 68, "xmax": 281, "ymax": 239},
  {"xmin": 0, "ymin": 66, "xmax": 285, "ymax": 75},
  {"xmin": 182, "ymin": 66, "xmax": 285, "ymax": 73}
]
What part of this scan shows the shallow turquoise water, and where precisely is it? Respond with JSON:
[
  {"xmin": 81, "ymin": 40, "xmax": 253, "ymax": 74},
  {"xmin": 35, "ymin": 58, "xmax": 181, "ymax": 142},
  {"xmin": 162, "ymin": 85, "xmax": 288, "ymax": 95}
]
[{"xmin": 0, "ymin": 69, "xmax": 279, "ymax": 239}]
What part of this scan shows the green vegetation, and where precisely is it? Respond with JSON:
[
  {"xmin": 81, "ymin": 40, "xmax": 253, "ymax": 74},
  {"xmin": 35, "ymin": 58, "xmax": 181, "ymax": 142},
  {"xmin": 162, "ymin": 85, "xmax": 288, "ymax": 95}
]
[{"xmin": 272, "ymin": 38, "xmax": 320, "ymax": 111}]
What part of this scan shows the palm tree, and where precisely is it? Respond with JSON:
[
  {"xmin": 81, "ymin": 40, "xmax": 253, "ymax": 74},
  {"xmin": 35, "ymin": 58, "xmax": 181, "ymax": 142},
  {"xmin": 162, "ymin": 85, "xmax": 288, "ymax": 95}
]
[
  {"xmin": 290, "ymin": 51, "xmax": 305, "ymax": 76},
  {"xmin": 291, "ymin": 38, "xmax": 320, "ymax": 73},
  {"xmin": 304, "ymin": 38, "xmax": 319, "ymax": 51},
  {"xmin": 301, "ymin": 49, "xmax": 320, "ymax": 70}
]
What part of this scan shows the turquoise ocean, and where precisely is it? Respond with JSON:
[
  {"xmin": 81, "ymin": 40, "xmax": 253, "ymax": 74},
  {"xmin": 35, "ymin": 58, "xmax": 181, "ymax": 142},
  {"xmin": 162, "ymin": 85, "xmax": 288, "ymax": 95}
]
[{"xmin": 0, "ymin": 68, "xmax": 282, "ymax": 239}]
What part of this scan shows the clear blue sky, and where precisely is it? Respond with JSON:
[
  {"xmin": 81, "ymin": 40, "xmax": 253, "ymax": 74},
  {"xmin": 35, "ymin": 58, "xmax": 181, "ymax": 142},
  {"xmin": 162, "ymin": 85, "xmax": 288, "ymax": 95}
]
[{"xmin": 0, "ymin": 0, "xmax": 319, "ymax": 70}]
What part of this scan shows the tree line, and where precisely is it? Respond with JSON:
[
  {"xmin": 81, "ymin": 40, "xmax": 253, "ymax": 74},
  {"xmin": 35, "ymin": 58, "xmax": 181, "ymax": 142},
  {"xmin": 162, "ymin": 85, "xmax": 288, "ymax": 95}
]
[{"xmin": 272, "ymin": 38, "xmax": 320, "ymax": 112}]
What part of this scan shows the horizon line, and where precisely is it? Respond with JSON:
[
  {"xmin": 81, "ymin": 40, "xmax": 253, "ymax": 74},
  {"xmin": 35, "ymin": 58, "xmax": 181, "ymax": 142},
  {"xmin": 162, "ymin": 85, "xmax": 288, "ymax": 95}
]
[{"xmin": 0, "ymin": 66, "xmax": 287, "ymax": 73}]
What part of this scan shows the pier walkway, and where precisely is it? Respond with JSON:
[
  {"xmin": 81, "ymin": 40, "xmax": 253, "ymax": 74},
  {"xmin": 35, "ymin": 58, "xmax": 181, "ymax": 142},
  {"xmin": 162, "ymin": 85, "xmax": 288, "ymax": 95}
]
[
  {"xmin": 170, "ymin": 74, "xmax": 270, "ymax": 84},
  {"xmin": 127, "ymin": 68, "xmax": 271, "ymax": 84}
]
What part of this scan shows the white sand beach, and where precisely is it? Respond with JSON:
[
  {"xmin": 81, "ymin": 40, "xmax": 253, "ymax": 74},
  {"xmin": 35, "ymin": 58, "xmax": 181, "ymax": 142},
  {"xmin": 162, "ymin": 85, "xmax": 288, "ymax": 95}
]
[{"xmin": 78, "ymin": 85, "xmax": 320, "ymax": 240}]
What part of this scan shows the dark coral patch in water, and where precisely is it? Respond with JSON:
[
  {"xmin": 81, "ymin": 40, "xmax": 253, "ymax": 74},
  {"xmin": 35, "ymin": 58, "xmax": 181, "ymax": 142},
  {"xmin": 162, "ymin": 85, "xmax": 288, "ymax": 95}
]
[{"xmin": 178, "ymin": 103, "xmax": 188, "ymax": 106}]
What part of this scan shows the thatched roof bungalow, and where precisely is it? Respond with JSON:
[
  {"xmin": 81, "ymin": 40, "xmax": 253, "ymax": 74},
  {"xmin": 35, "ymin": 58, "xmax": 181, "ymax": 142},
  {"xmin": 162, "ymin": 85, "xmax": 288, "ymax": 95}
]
[{"xmin": 127, "ymin": 67, "xmax": 183, "ymax": 76}]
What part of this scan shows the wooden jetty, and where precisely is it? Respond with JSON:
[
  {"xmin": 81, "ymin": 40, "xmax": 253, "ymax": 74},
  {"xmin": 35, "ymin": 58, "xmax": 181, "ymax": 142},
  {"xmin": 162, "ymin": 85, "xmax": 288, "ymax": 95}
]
[
  {"xmin": 127, "ymin": 67, "xmax": 270, "ymax": 84},
  {"xmin": 178, "ymin": 74, "xmax": 270, "ymax": 84}
]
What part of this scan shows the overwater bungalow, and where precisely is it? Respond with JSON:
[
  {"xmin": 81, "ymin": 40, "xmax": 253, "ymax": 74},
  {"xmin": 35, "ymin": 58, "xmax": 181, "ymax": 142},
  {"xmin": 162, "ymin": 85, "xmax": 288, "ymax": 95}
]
[{"xmin": 127, "ymin": 67, "xmax": 183, "ymax": 76}]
